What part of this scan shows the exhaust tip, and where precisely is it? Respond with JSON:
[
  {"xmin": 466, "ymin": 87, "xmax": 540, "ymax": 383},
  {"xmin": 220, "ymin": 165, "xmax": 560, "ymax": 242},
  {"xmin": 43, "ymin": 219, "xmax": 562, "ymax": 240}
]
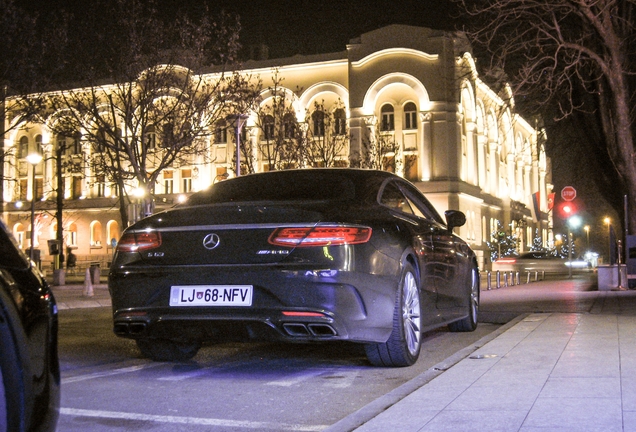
[{"xmin": 308, "ymin": 324, "xmax": 337, "ymax": 337}]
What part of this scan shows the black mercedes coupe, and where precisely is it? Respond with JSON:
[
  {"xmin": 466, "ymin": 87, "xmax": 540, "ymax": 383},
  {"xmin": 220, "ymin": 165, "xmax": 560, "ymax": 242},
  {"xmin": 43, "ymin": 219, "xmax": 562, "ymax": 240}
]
[{"xmin": 109, "ymin": 169, "xmax": 479, "ymax": 367}]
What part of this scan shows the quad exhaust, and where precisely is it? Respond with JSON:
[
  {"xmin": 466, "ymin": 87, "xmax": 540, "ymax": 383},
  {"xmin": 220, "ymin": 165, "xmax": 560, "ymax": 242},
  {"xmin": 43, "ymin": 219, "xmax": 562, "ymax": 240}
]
[
  {"xmin": 282, "ymin": 323, "xmax": 337, "ymax": 338},
  {"xmin": 114, "ymin": 321, "xmax": 147, "ymax": 336}
]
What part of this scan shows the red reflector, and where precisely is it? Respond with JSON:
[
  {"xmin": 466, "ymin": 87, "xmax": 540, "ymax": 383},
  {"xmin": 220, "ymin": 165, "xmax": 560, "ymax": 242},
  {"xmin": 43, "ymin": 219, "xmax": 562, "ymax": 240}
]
[
  {"xmin": 268, "ymin": 226, "xmax": 371, "ymax": 247},
  {"xmin": 282, "ymin": 311, "xmax": 326, "ymax": 317},
  {"xmin": 116, "ymin": 231, "xmax": 162, "ymax": 252}
]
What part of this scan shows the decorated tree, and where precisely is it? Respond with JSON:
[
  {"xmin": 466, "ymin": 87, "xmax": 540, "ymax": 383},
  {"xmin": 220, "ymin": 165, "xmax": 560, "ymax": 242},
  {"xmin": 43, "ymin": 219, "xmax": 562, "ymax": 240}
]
[{"xmin": 487, "ymin": 220, "xmax": 518, "ymax": 261}]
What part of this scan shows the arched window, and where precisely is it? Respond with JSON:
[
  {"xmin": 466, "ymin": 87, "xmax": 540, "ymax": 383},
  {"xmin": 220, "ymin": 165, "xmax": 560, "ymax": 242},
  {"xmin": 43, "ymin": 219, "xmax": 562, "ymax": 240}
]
[
  {"xmin": 404, "ymin": 102, "xmax": 417, "ymax": 130},
  {"xmin": 107, "ymin": 220, "xmax": 120, "ymax": 247},
  {"xmin": 334, "ymin": 108, "xmax": 346, "ymax": 135},
  {"xmin": 262, "ymin": 115, "xmax": 275, "ymax": 140},
  {"xmin": 380, "ymin": 104, "xmax": 394, "ymax": 131},
  {"xmin": 35, "ymin": 135, "xmax": 43, "ymax": 155},
  {"xmin": 312, "ymin": 110, "xmax": 325, "ymax": 137},
  {"xmin": 67, "ymin": 222, "xmax": 78, "ymax": 247},
  {"xmin": 19, "ymin": 136, "xmax": 29, "ymax": 158},
  {"xmin": 90, "ymin": 221, "xmax": 102, "ymax": 247}
]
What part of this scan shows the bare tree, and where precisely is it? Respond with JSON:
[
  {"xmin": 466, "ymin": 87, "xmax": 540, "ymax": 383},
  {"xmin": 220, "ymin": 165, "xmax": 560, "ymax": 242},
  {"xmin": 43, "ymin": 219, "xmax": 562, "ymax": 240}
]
[
  {"xmin": 249, "ymin": 71, "xmax": 303, "ymax": 171},
  {"xmin": 0, "ymin": 0, "xmax": 67, "ymax": 217},
  {"xmin": 350, "ymin": 117, "xmax": 402, "ymax": 172},
  {"xmin": 45, "ymin": 0, "xmax": 254, "ymax": 226},
  {"xmin": 454, "ymin": 0, "xmax": 636, "ymax": 229},
  {"xmin": 303, "ymin": 100, "xmax": 349, "ymax": 168}
]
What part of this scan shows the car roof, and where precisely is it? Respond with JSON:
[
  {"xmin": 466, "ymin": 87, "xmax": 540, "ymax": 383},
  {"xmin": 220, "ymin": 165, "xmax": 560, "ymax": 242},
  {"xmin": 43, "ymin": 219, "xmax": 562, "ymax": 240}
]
[{"xmin": 185, "ymin": 168, "xmax": 402, "ymax": 206}]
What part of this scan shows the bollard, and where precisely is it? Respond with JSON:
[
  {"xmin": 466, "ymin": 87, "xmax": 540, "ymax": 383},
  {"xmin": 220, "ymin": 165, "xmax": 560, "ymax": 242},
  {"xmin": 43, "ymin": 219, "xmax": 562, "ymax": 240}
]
[
  {"xmin": 526, "ymin": 271, "xmax": 531, "ymax": 284},
  {"xmin": 496, "ymin": 270, "xmax": 501, "ymax": 288},
  {"xmin": 534, "ymin": 271, "xmax": 539, "ymax": 282},
  {"xmin": 515, "ymin": 271, "xmax": 520, "ymax": 285},
  {"xmin": 487, "ymin": 271, "xmax": 492, "ymax": 290},
  {"xmin": 83, "ymin": 268, "xmax": 94, "ymax": 297},
  {"xmin": 504, "ymin": 272, "xmax": 509, "ymax": 287}
]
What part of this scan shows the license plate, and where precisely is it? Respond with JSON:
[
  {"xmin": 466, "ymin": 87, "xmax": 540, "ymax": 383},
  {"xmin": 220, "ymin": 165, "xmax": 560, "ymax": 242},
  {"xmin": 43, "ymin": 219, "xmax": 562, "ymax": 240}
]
[{"xmin": 169, "ymin": 285, "xmax": 253, "ymax": 307}]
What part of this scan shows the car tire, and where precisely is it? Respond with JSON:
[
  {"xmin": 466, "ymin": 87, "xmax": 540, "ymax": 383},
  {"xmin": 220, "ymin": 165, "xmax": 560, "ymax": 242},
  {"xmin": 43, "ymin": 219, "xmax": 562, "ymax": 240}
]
[
  {"xmin": 448, "ymin": 266, "xmax": 479, "ymax": 332},
  {"xmin": 365, "ymin": 262, "xmax": 422, "ymax": 367},
  {"xmin": 136, "ymin": 339, "xmax": 201, "ymax": 362}
]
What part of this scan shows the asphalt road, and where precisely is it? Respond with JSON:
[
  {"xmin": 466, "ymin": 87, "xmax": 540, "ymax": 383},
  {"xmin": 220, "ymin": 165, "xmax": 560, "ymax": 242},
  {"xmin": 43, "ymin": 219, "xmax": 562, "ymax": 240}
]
[{"xmin": 56, "ymin": 308, "xmax": 499, "ymax": 431}]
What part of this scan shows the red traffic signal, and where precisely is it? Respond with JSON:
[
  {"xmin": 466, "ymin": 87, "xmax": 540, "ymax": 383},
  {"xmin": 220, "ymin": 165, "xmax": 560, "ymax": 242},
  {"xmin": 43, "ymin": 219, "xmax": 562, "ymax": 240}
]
[{"xmin": 557, "ymin": 200, "xmax": 578, "ymax": 219}]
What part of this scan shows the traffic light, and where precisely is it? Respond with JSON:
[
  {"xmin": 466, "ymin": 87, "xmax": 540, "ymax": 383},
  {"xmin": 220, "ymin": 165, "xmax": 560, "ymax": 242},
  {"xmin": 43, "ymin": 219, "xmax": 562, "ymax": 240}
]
[{"xmin": 557, "ymin": 200, "xmax": 578, "ymax": 219}]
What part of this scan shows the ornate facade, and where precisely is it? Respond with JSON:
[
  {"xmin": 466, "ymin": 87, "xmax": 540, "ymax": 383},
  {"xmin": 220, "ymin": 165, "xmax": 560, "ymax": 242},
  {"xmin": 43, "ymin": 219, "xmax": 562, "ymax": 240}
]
[{"xmin": 1, "ymin": 25, "xmax": 552, "ymax": 272}]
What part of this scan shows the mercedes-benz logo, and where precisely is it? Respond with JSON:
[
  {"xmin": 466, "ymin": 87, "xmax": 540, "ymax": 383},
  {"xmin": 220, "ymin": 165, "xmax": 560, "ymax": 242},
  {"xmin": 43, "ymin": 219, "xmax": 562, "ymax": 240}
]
[{"xmin": 202, "ymin": 233, "xmax": 221, "ymax": 250}]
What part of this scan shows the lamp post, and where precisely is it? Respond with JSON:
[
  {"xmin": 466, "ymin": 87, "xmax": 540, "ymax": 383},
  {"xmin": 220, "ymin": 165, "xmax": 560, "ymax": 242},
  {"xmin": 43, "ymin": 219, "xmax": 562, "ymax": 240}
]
[
  {"xmin": 604, "ymin": 217, "xmax": 611, "ymax": 264},
  {"xmin": 567, "ymin": 215, "xmax": 582, "ymax": 279},
  {"xmin": 228, "ymin": 114, "xmax": 248, "ymax": 177},
  {"xmin": 26, "ymin": 152, "xmax": 43, "ymax": 263}
]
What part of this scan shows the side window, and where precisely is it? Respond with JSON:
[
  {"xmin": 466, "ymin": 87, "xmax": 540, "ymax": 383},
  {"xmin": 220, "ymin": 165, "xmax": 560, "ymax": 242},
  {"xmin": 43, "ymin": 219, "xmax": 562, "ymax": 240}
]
[
  {"xmin": 380, "ymin": 181, "xmax": 413, "ymax": 214},
  {"xmin": 399, "ymin": 181, "xmax": 445, "ymax": 224}
]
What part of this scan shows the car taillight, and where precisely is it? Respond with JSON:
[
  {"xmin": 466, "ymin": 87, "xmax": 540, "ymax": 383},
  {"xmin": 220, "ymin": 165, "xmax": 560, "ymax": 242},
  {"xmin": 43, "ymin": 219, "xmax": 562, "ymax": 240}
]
[
  {"xmin": 116, "ymin": 231, "xmax": 162, "ymax": 252},
  {"xmin": 496, "ymin": 258, "xmax": 517, "ymax": 264},
  {"xmin": 268, "ymin": 226, "xmax": 372, "ymax": 247}
]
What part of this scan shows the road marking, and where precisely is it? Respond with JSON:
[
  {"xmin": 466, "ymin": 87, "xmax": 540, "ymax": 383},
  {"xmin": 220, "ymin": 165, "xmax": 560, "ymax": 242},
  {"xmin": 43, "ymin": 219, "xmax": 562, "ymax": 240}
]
[
  {"xmin": 62, "ymin": 363, "xmax": 162, "ymax": 384},
  {"xmin": 265, "ymin": 369, "xmax": 327, "ymax": 387},
  {"xmin": 60, "ymin": 408, "xmax": 327, "ymax": 431}
]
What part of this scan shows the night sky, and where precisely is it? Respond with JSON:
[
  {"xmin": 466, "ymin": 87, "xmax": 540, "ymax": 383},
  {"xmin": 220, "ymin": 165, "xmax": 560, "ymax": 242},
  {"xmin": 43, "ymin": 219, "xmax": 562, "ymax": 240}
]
[{"xmin": 25, "ymin": 0, "xmax": 460, "ymax": 59}]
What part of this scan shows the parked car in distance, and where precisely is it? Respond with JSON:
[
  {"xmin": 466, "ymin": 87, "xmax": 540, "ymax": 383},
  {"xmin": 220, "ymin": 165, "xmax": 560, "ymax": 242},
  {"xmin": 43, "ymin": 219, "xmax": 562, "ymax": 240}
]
[
  {"xmin": 0, "ymin": 220, "xmax": 60, "ymax": 431},
  {"xmin": 109, "ymin": 168, "xmax": 480, "ymax": 367},
  {"xmin": 492, "ymin": 251, "xmax": 592, "ymax": 274}
]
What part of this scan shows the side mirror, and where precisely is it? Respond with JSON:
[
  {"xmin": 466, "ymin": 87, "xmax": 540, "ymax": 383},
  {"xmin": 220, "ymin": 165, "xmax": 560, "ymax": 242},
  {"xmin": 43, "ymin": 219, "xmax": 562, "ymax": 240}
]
[{"xmin": 445, "ymin": 210, "xmax": 466, "ymax": 232}]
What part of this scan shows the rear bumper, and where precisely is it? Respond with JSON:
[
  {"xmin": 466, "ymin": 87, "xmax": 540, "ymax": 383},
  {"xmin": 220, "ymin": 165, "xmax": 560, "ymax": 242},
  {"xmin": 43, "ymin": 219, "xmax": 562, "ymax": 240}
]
[{"xmin": 109, "ymin": 266, "xmax": 399, "ymax": 344}]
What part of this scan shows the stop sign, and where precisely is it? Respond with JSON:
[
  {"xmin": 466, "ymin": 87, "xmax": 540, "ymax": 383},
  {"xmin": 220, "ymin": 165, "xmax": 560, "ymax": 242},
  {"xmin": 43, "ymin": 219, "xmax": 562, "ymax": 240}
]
[{"xmin": 561, "ymin": 186, "xmax": 576, "ymax": 201}]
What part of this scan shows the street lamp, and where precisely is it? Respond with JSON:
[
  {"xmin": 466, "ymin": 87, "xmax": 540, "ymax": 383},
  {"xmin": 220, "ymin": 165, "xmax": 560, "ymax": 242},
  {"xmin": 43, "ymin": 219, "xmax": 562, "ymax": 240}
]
[
  {"xmin": 228, "ymin": 114, "xmax": 248, "ymax": 177},
  {"xmin": 26, "ymin": 152, "xmax": 43, "ymax": 264},
  {"xmin": 567, "ymin": 215, "xmax": 582, "ymax": 278}
]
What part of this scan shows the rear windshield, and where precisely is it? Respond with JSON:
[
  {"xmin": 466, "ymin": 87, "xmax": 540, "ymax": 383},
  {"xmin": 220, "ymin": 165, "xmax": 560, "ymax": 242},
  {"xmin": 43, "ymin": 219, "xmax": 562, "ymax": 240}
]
[{"xmin": 185, "ymin": 171, "xmax": 359, "ymax": 206}]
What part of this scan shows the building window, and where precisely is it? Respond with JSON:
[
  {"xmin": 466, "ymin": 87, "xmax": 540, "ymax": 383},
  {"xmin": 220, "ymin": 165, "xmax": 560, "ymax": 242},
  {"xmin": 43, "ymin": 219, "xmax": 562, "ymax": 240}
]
[
  {"xmin": 145, "ymin": 125, "xmax": 157, "ymax": 149},
  {"xmin": 334, "ymin": 108, "xmax": 346, "ymax": 135},
  {"xmin": 283, "ymin": 113, "xmax": 296, "ymax": 139},
  {"xmin": 107, "ymin": 220, "xmax": 120, "ymax": 246},
  {"xmin": 72, "ymin": 176, "xmax": 82, "ymax": 199},
  {"xmin": 181, "ymin": 169, "xmax": 192, "ymax": 193},
  {"xmin": 35, "ymin": 135, "xmax": 43, "ymax": 155},
  {"xmin": 90, "ymin": 221, "xmax": 102, "ymax": 247},
  {"xmin": 96, "ymin": 175, "xmax": 106, "ymax": 197},
  {"xmin": 163, "ymin": 170, "xmax": 174, "ymax": 194},
  {"xmin": 214, "ymin": 120, "xmax": 227, "ymax": 144},
  {"xmin": 19, "ymin": 178, "xmax": 28, "ymax": 201},
  {"xmin": 404, "ymin": 102, "xmax": 417, "ymax": 130},
  {"xmin": 380, "ymin": 104, "xmax": 394, "ymax": 131},
  {"xmin": 19, "ymin": 136, "xmax": 29, "ymax": 158},
  {"xmin": 312, "ymin": 110, "xmax": 325, "ymax": 137},
  {"xmin": 262, "ymin": 115, "xmax": 274, "ymax": 140},
  {"xmin": 67, "ymin": 222, "xmax": 78, "ymax": 247}
]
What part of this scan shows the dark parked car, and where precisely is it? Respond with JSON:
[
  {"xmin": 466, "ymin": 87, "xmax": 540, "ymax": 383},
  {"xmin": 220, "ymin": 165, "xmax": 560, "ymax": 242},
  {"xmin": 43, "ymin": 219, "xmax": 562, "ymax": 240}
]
[
  {"xmin": 109, "ymin": 169, "xmax": 479, "ymax": 367},
  {"xmin": 0, "ymin": 220, "xmax": 59, "ymax": 431}
]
